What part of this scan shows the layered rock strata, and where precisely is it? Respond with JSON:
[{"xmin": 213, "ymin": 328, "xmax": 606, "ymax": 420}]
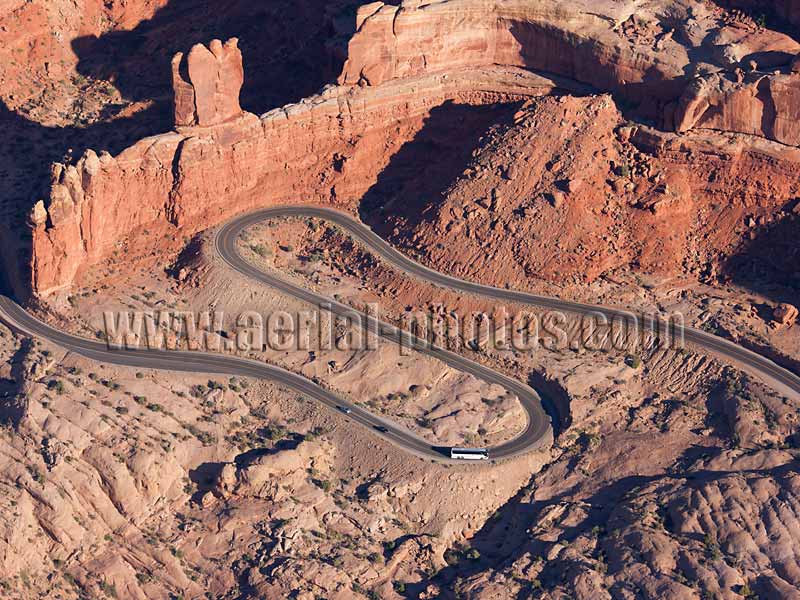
[
  {"xmin": 22, "ymin": 1, "xmax": 800, "ymax": 294},
  {"xmin": 340, "ymin": 0, "xmax": 800, "ymax": 133},
  {"xmin": 28, "ymin": 53, "xmax": 563, "ymax": 293},
  {"xmin": 673, "ymin": 70, "xmax": 800, "ymax": 145}
]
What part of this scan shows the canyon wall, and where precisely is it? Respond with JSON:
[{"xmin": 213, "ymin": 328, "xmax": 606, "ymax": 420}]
[
  {"xmin": 340, "ymin": 0, "xmax": 686, "ymax": 99},
  {"xmin": 22, "ymin": 1, "xmax": 800, "ymax": 295},
  {"xmin": 673, "ymin": 70, "xmax": 800, "ymax": 145},
  {"xmin": 341, "ymin": 0, "xmax": 800, "ymax": 139},
  {"xmin": 28, "ymin": 38, "xmax": 562, "ymax": 294}
]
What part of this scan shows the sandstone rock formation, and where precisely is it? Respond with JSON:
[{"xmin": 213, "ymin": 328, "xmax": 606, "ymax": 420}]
[
  {"xmin": 27, "ymin": 66, "xmax": 561, "ymax": 293},
  {"xmin": 171, "ymin": 38, "xmax": 244, "ymax": 128},
  {"xmin": 340, "ymin": 0, "xmax": 687, "ymax": 103},
  {"xmin": 213, "ymin": 439, "xmax": 333, "ymax": 499},
  {"xmin": 339, "ymin": 0, "xmax": 799, "ymax": 125},
  {"xmin": 773, "ymin": 302, "xmax": 799, "ymax": 327},
  {"xmin": 19, "ymin": 0, "xmax": 800, "ymax": 295},
  {"xmin": 673, "ymin": 71, "xmax": 800, "ymax": 145}
]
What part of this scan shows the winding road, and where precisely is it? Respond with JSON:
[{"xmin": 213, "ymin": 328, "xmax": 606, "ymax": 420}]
[
  {"xmin": 219, "ymin": 207, "xmax": 800, "ymax": 399},
  {"xmin": 1, "ymin": 205, "xmax": 799, "ymax": 463}
]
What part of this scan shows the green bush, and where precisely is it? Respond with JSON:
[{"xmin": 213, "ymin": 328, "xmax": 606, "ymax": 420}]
[
  {"xmin": 625, "ymin": 354, "xmax": 642, "ymax": 369},
  {"xmin": 250, "ymin": 244, "xmax": 271, "ymax": 257},
  {"xmin": 315, "ymin": 479, "xmax": 332, "ymax": 492},
  {"xmin": 615, "ymin": 163, "xmax": 631, "ymax": 177},
  {"xmin": 48, "ymin": 379, "xmax": 65, "ymax": 394}
]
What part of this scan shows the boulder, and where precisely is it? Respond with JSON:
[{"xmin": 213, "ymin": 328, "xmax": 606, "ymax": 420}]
[{"xmin": 773, "ymin": 303, "xmax": 798, "ymax": 328}]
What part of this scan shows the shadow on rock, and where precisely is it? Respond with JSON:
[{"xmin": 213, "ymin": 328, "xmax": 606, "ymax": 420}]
[
  {"xmin": 721, "ymin": 205, "xmax": 800, "ymax": 304},
  {"xmin": 359, "ymin": 100, "xmax": 522, "ymax": 234},
  {"xmin": 528, "ymin": 371, "xmax": 572, "ymax": 438},
  {"xmin": 71, "ymin": 0, "xmax": 358, "ymax": 117},
  {"xmin": 0, "ymin": 0, "xmax": 361, "ymax": 296}
]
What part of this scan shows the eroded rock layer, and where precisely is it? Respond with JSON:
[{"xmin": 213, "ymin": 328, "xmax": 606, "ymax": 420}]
[
  {"xmin": 20, "ymin": 0, "xmax": 800, "ymax": 295},
  {"xmin": 29, "ymin": 64, "xmax": 562, "ymax": 293},
  {"xmin": 340, "ymin": 0, "xmax": 800, "ymax": 135}
]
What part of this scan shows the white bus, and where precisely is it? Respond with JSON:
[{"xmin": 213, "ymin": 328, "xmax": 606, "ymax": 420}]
[{"xmin": 450, "ymin": 447, "xmax": 489, "ymax": 460}]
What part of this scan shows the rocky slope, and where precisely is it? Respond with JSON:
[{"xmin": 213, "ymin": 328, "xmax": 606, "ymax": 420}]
[
  {"xmin": 236, "ymin": 217, "xmax": 527, "ymax": 447},
  {"xmin": 0, "ymin": 234, "xmax": 556, "ymax": 599},
  {"xmin": 0, "ymin": 0, "xmax": 168, "ymax": 116},
  {"xmin": 447, "ymin": 374, "xmax": 800, "ymax": 599},
  {"xmin": 8, "ymin": 193, "xmax": 800, "ymax": 598},
  {"xmin": 374, "ymin": 92, "xmax": 800, "ymax": 289}
]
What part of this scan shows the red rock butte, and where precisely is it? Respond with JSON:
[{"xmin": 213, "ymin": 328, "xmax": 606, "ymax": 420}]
[
  {"xmin": 20, "ymin": 0, "xmax": 800, "ymax": 296},
  {"xmin": 171, "ymin": 38, "xmax": 244, "ymax": 128}
]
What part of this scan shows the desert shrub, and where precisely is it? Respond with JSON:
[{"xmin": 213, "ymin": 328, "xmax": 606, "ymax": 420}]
[
  {"xmin": 250, "ymin": 244, "xmax": 270, "ymax": 257},
  {"xmin": 264, "ymin": 425, "xmax": 287, "ymax": 441},
  {"xmin": 625, "ymin": 354, "xmax": 642, "ymax": 369},
  {"xmin": 444, "ymin": 548, "xmax": 461, "ymax": 566},
  {"xmin": 313, "ymin": 479, "xmax": 332, "ymax": 492}
]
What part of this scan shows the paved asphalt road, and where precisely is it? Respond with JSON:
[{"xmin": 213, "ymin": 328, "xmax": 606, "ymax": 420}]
[
  {"xmin": 1, "ymin": 205, "xmax": 798, "ymax": 463},
  {"xmin": 219, "ymin": 206, "xmax": 800, "ymax": 400},
  {"xmin": 0, "ymin": 295, "xmax": 454, "ymax": 461}
]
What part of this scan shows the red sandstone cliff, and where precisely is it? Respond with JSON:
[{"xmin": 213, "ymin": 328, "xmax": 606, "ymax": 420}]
[
  {"xmin": 340, "ymin": 0, "xmax": 800, "ymax": 140},
  {"xmin": 28, "ymin": 35, "xmax": 560, "ymax": 293},
  {"xmin": 22, "ymin": 1, "xmax": 800, "ymax": 295},
  {"xmin": 673, "ymin": 70, "xmax": 800, "ymax": 145}
]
